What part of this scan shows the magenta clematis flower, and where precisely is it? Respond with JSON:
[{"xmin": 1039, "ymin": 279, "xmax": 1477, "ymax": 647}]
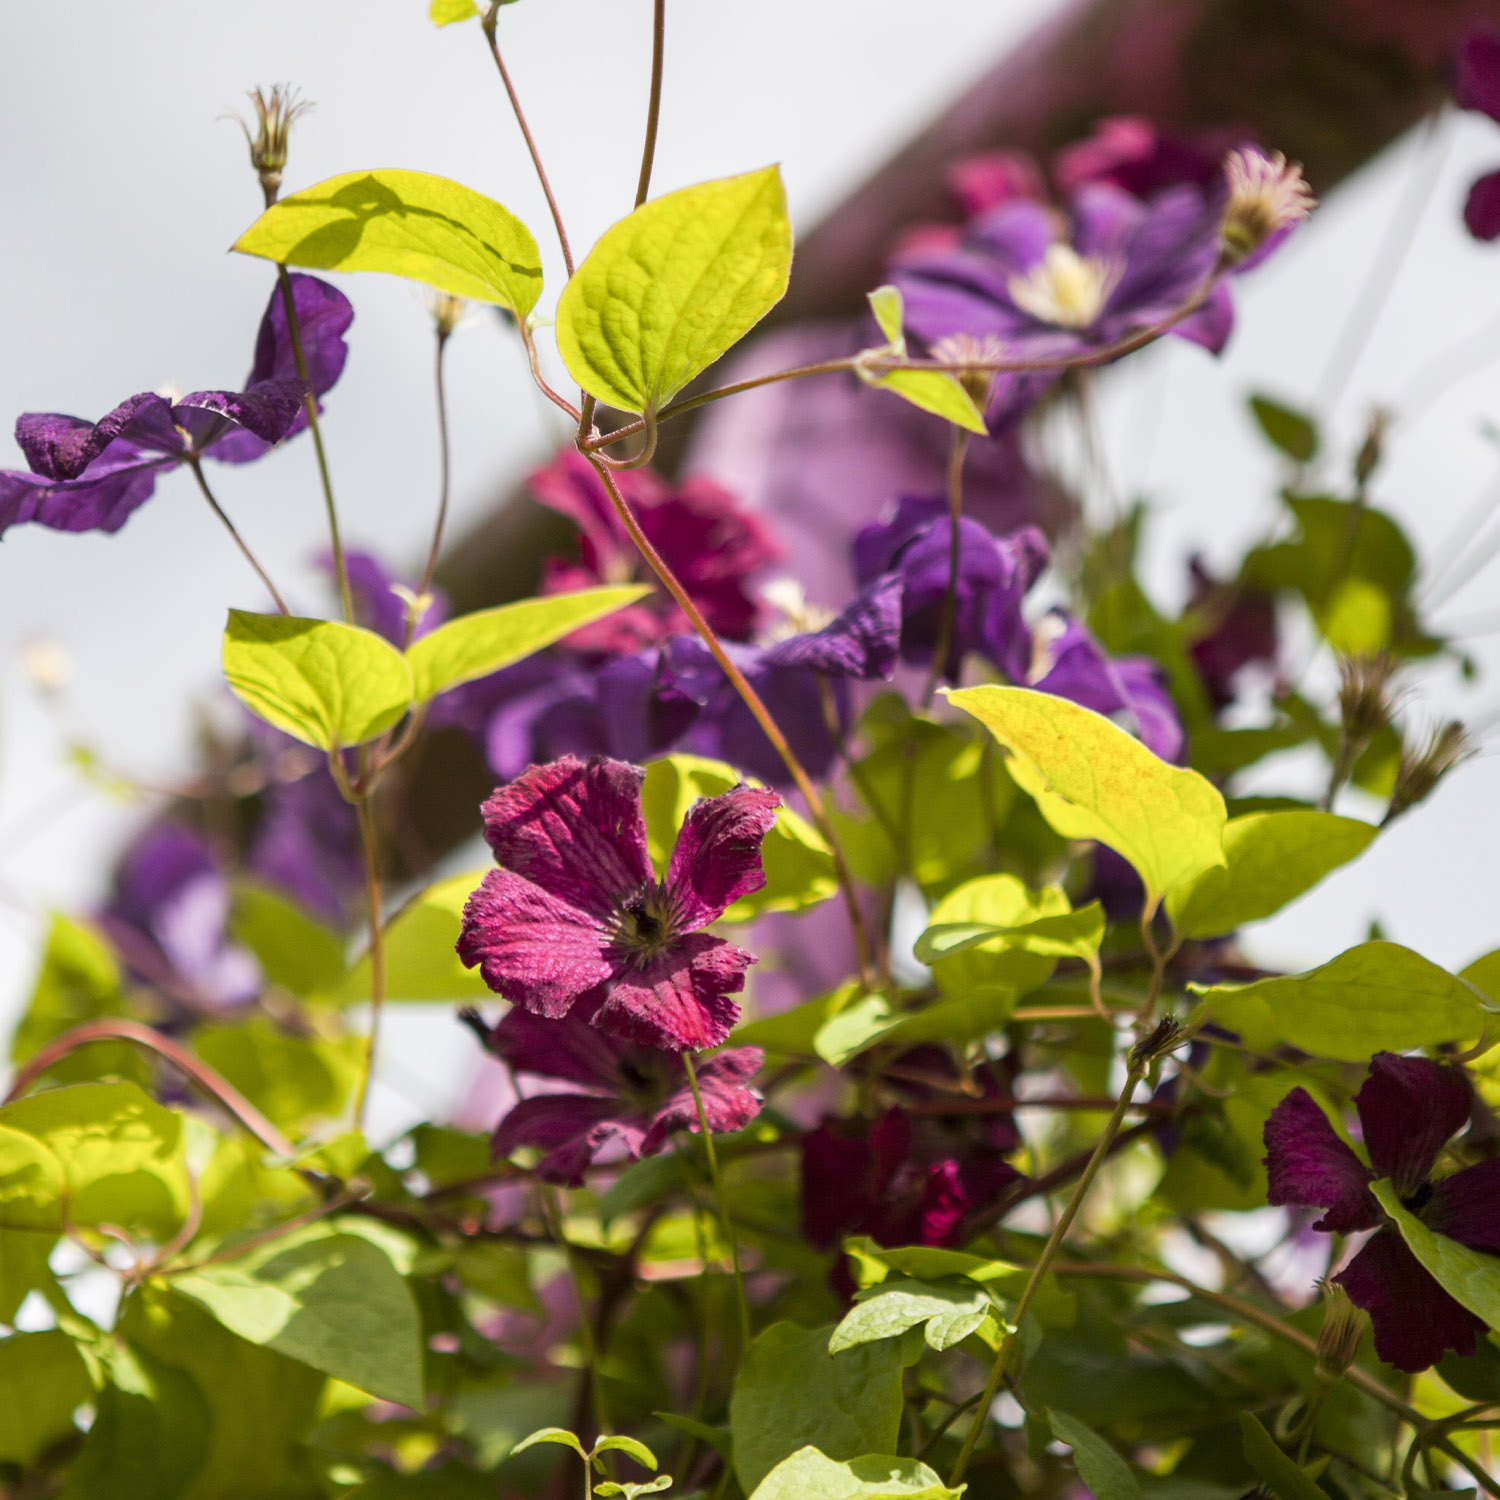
[
  {"xmin": 461, "ymin": 1002, "xmax": 764, "ymax": 1185},
  {"xmin": 529, "ymin": 451, "xmax": 780, "ymax": 654},
  {"xmin": 1455, "ymin": 26, "xmax": 1500, "ymax": 240},
  {"xmin": 457, "ymin": 756, "xmax": 779, "ymax": 1051},
  {"xmin": 1263, "ymin": 1053, "xmax": 1500, "ymax": 1371},
  {"xmin": 0, "ymin": 275, "xmax": 351, "ymax": 538},
  {"xmin": 1185, "ymin": 555, "xmax": 1279, "ymax": 711}
]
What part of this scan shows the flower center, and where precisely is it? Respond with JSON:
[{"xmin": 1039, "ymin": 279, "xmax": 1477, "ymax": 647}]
[
  {"xmin": 1006, "ymin": 244, "xmax": 1121, "ymax": 329},
  {"xmin": 612, "ymin": 885, "xmax": 679, "ymax": 965},
  {"xmin": 1402, "ymin": 1180, "xmax": 1434, "ymax": 1215}
]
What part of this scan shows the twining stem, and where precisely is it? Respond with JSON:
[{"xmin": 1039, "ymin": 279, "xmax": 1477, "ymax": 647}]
[
  {"xmin": 275, "ymin": 265, "xmax": 353, "ymax": 624},
  {"xmin": 352, "ymin": 792, "xmax": 387, "ymax": 1130},
  {"xmin": 186, "ymin": 458, "xmax": 291, "ymax": 615},
  {"xmin": 634, "ymin": 0, "xmax": 666, "ymax": 208},
  {"xmin": 481, "ymin": 6, "xmax": 575, "ymax": 277},
  {"xmin": 413, "ymin": 324, "xmax": 455, "ymax": 622},
  {"xmin": 582, "ymin": 453, "xmax": 877, "ymax": 987},
  {"xmin": 948, "ymin": 1058, "xmax": 1147, "ymax": 1485},
  {"xmin": 683, "ymin": 1053, "xmax": 751, "ymax": 1350},
  {"xmin": 922, "ymin": 427, "xmax": 972, "ymax": 708},
  {"xmin": 1054, "ymin": 1263, "xmax": 1500, "ymax": 1500},
  {"xmin": 3, "ymin": 1018, "xmax": 295, "ymax": 1157}
]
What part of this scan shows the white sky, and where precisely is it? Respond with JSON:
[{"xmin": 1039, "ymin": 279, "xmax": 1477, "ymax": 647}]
[{"xmin": 2, "ymin": 1, "xmax": 1499, "ymax": 1129}]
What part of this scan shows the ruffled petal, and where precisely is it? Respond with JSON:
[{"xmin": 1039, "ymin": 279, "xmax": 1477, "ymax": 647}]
[
  {"xmin": 175, "ymin": 378, "xmax": 308, "ymax": 449},
  {"xmin": 17, "ymin": 393, "xmax": 179, "ymax": 479},
  {"xmin": 493, "ymin": 1094, "xmax": 647, "ymax": 1186},
  {"xmin": 1263, "ymin": 1087, "xmax": 1379, "ymax": 1233},
  {"xmin": 1336, "ymin": 1227, "xmax": 1485, "ymax": 1372},
  {"xmin": 0, "ymin": 457, "xmax": 161, "ymax": 539},
  {"xmin": 456, "ymin": 867, "xmax": 615, "ymax": 1018},
  {"xmin": 1354, "ymin": 1053, "xmax": 1471, "ymax": 1195},
  {"xmin": 1424, "ymin": 1158, "xmax": 1500, "ymax": 1254},
  {"xmin": 664, "ymin": 786, "xmax": 780, "ymax": 930},
  {"xmin": 483, "ymin": 997, "xmax": 627, "ymax": 1092},
  {"xmin": 762, "ymin": 572, "xmax": 903, "ymax": 679},
  {"xmin": 593, "ymin": 931, "xmax": 751, "ymax": 1051},
  {"xmin": 480, "ymin": 756, "xmax": 653, "ymax": 919},
  {"xmin": 641, "ymin": 1045, "xmax": 765, "ymax": 1152}
]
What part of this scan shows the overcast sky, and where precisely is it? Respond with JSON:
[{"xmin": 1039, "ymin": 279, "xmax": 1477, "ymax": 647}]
[{"xmin": 3, "ymin": 2, "xmax": 1500, "ymax": 1130}]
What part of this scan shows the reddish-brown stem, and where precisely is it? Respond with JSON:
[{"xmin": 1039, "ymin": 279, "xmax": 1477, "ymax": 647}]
[
  {"xmin": 922, "ymin": 427, "xmax": 971, "ymax": 708},
  {"xmin": 4, "ymin": 1018, "xmax": 295, "ymax": 1158},
  {"xmin": 521, "ymin": 321, "xmax": 583, "ymax": 422},
  {"xmin": 634, "ymin": 0, "xmax": 666, "ymax": 208},
  {"xmin": 582, "ymin": 453, "xmax": 876, "ymax": 987},
  {"xmin": 482, "ymin": 8, "xmax": 575, "ymax": 278}
]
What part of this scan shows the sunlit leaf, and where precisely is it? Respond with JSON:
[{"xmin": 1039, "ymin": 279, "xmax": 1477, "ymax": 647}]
[
  {"xmin": 829, "ymin": 1279, "xmax": 995, "ymax": 1354},
  {"xmin": 857, "ymin": 286, "xmax": 985, "ymax": 433},
  {"xmin": 746, "ymin": 1448, "xmax": 961, "ymax": 1500},
  {"xmin": 0, "ymin": 1331, "xmax": 92, "ymax": 1466},
  {"xmin": 338, "ymin": 869, "xmax": 491, "ymax": 1004},
  {"xmin": 429, "ymin": 0, "xmax": 479, "ymax": 22},
  {"xmin": 230, "ymin": 882, "xmax": 346, "ymax": 999}
]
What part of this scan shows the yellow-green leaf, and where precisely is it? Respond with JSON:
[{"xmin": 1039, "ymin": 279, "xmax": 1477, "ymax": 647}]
[
  {"xmin": 234, "ymin": 168, "xmax": 542, "ymax": 315},
  {"xmin": 429, "ymin": 0, "xmax": 478, "ymax": 21},
  {"xmin": 406, "ymin": 586, "xmax": 650, "ymax": 702},
  {"xmin": 856, "ymin": 286, "xmax": 986, "ymax": 433},
  {"xmin": 223, "ymin": 610, "xmax": 413, "ymax": 751},
  {"xmin": 556, "ymin": 167, "xmax": 792, "ymax": 414},
  {"xmin": 1372, "ymin": 1179, "xmax": 1500, "ymax": 1331},
  {"xmin": 1164, "ymin": 810, "xmax": 1376, "ymax": 939},
  {"xmin": 339, "ymin": 870, "xmax": 491, "ymax": 1004},
  {"xmin": 948, "ymin": 685, "xmax": 1226, "ymax": 903},
  {"xmin": 918, "ymin": 874, "xmax": 1081, "ymax": 999}
]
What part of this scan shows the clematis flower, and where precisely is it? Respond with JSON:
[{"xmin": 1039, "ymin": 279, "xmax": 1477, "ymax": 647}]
[
  {"xmin": 0, "ymin": 275, "xmax": 351, "ymax": 538},
  {"xmin": 1052, "ymin": 116, "xmax": 1234, "ymax": 200},
  {"xmin": 1456, "ymin": 26, "xmax": 1500, "ymax": 239},
  {"xmin": 1185, "ymin": 556, "xmax": 1279, "ymax": 711},
  {"xmin": 1263, "ymin": 1053, "xmax": 1500, "ymax": 1371},
  {"xmin": 529, "ymin": 450, "xmax": 780, "ymax": 653},
  {"xmin": 460, "ymin": 1001, "xmax": 763, "ymax": 1185},
  {"xmin": 457, "ymin": 756, "xmax": 779, "ymax": 1051}
]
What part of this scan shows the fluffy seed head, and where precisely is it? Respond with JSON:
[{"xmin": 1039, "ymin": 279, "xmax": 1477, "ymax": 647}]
[
  {"xmin": 237, "ymin": 85, "xmax": 312, "ymax": 204},
  {"xmin": 1388, "ymin": 720, "xmax": 1474, "ymax": 821},
  {"xmin": 1220, "ymin": 149, "xmax": 1314, "ymax": 264}
]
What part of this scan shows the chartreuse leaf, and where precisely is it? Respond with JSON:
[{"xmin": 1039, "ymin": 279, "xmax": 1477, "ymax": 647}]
[
  {"xmin": 233, "ymin": 168, "xmax": 543, "ymax": 315},
  {"xmin": 730, "ymin": 1322, "xmax": 905, "ymax": 1492},
  {"xmin": 556, "ymin": 167, "xmax": 792, "ymax": 415},
  {"xmin": 641, "ymin": 754, "xmax": 837, "ymax": 920},
  {"xmin": 339, "ymin": 869, "xmax": 491, "ymax": 1004},
  {"xmin": 10, "ymin": 913, "xmax": 122, "ymax": 1069},
  {"xmin": 0, "ymin": 1081, "xmax": 189, "ymax": 1237},
  {"xmin": 1164, "ymin": 810, "xmax": 1376, "ymax": 939},
  {"xmin": 229, "ymin": 882, "xmax": 345, "ymax": 998},
  {"xmin": 593, "ymin": 1434, "xmax": 659, "ymax": 1470},
  {"xmin": 1192, "ymin": 941, "xmax": 1489, "ymax": 1061},
  {"xmin": 169, "ymin": 1225, "xmax": 424, "ymax": 1408},
  {"xmin": 0, "ymin": 1331, "xmax": 92, "ymax": 1465},
  {"xmin": 1460, "ymin": 946, "xmax": 1500, "ymax": 1001},
  {"xmin": 856, "ymin": 285, "xmax": 987, "ymax": 434},
  {"xmin": 1047, "ymin": 1410, "xmax": 1143, "ymax": 1500},
  {"xmin": 0, "ymin": 1229, "xmax": 57, "ymax": 1321},
  {"xmin": 1239, "ymin": 1411, "xmax": 1332, "ymax": 1500},
  {"xmin": 406, "ymin": 586, "xmax": 649, "ymax": 701},
  {"xmin": 813, "ymin": 988, "xmax": 1021, "ymax": 1064},
  {"xmin": 193, "ymin": 1018, "xmax": 360, "ymax": 1132},
  {"xmin": 746, "ymin": 1448, "xmax": 962, "ymax": 1500},
  {"xmin": 829, "ymin": 1278, "xmax": 996, "ymax": 1354},
  {"xmin": 429, "ymin": 0, "xmax": 478, "ymax": 21},
  {"xmin": 842, "ymin": 1239, "xmax": 1022, "ymax": 1288},
  {"xmin": 1372, "ymin": 1180, "xmax": 1500, "ymax": 1330},
  {"xmin": 513, "ymin": 1426, "xmax": 589, "ymax": 1460},
  {"xmin": 948, "ymin": 686, "xmax": 1226, "ymax": 904},
  {"xmin": 594, "ymin": 1479, "xmax": 672, "ymax": 1499},
  {"xmin": 223, "ymin": 611, "xmax": 413, "ymax": 750},
  {"xmin": 1248, "ymin": 394, "xmax": 1318, "ymax": 463}
]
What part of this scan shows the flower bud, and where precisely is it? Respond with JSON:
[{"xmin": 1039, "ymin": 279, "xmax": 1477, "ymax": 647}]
[
  {"xmin": 1353, "ymin": 406, "xmax": 1391, "ymax": 491},
  {"xmin": 1313, "ymin": 1280, "xmax": 1368, "ymax": 1383},
  {"xmin": 426, "ymin": 292, "xmax": 468, "ymax": 343},
  {"xmin": 1219, "ymin": 149, "xmax": 1315, "ymax": 266},
  {"xmin": 1336, "ymin": 652, "xmax": 1400, "ymax": 745},
  {"xmin": 237, "ymin": 85, "xmax": 312, "ymax": 206},
  {"xmin": 1130, "ymin": 1016, "xmax": 1185, "ymax": 1071},
  {"xmin": 1387, "ymin": 720, "xmax": 1473, "ymax": 822}
]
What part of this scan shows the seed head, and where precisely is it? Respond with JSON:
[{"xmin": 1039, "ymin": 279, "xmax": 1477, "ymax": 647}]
[
  {"xmin": 1219, "ymin": 149, "xmax": 1315, "ymax": 266},
  {"xmin": 1336, "ymin": 652, "xmax": 1401, "ymax": 745},
  {"xmin": 930, "ymin": 332, "xmax": 1008, "ymax": 409},
  {"xmin": 1314, "ymin": 1279, "xmax": 1369, "ymax": 1382},
  {"xmin": 1387, "ymin": 720, "xmax": 1474, "ymax": 822},
  {"xmin": 236, "ymin": 85, "xmax": 312, "ymax": 205}
]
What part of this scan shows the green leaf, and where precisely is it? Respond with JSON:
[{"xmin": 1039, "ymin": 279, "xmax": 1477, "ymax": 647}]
[
  {"xmin": 593, "ymin": 1434, "xmax": 659, "ymax": 1470},
  {"xmin": 1238, "ymin": 1411, "xmax": 1332, "ymax": 1500},
  {"xmin": 229, "ymin": 882, "xmax": 346, "ymax": 998},
  {"xmin": 842, "ymin": 1239, "xmax": 1021, "ymax": 1288},
  {"xmin": 193, "ymin": 1018, "xmax": 360, "ymax": 1132},
  {"xmin": 653, "ymin": 1410, "xmax": 733, "ymax": 1457},
  {"xmin": 641, "ymin": 754, "xmax": 837, "ymax": 921},
  {"xmin": 856, "ymin": 286, "xmax": 987, "ymax": 433},
  {"xmin": 829, "ymin": 1278, "xmax": 995, "ymax": 1354},
  {"xmin": 746, "ymin": 1448, "xmax": 962, "ymax": 1500},
  {"xmin": 732, "ymin": 983, "xmax": 856, "ymax": 1055},
  {"xmin": 0, "ymin": 1081, "xmax": 189, "ymax": 1237},
  {"xmin": 10, "ymin": 913, "xmax": 123, "ymax": 1070},
  {"xmin": 1192, "ymin": 941, "xmax": 1489, "ymax": 1061},
  {"xmin": 1372, "ymin": 1180, "xmax": 1500, "ymax": 1330},
  {"xmin": 512, "ymin": 1426, "xmax": 588, "ymax": 1459},
  {"xmin": 223, "ymin": 611, "xmax": 413, "ymax": 750},
  {"xmin": 594, "ymin": 1479, "xmax": 672, "ymax": 1499},
  {"xmin": 340, "ymin": 869, "xmax": 491, "ymax": 1003},
  {"xmin": 1459, "ymin": 946, "xmax": 1500, "ymax": 1002},
  {"xmin": 1248, "ymin": 394, "xmax": 1318, "ymax": 463},
  {"xmin": 0, "ymin": 1331, "xmax": 92, "ymax": 1465},
  {"xmin": 730, "ymin": 1322, "xmax": 905, "ymax": 1492},
  {"xmin": 1164, "ymin": 810, "xmax": 1376, "ymax": 939},
  {"xmin": 0, "ymin": 1228, "xmax": 57, "ymax": 1322},
  {"xmin": 233, "ymin": 168, "xmax": 542, "ymax": 315},
  {"xmin": 556, "ymin": 167, "xmax": 792, "ymax": 415},
  {"xmin": 948, "ymin": 685, "xmax": 1226, "ymax": 904},
  {"xmin": 406, "ymin": 587, "xmax": 650, "ymax": 702},
  {"xmin": 1047, "ymin": 1410, "xmax": 1142, "ymax": 1500},
  {"xmin": 429, "ymin": 0, "xmax": 478, "ymax": 21},
  {"xmin": 170, "ymin": 1226, "xmax": 424, "ymax": 1408},
  {"xmin": 812, "ymin": 992, "xmax": 902, "ymax": 1066}
]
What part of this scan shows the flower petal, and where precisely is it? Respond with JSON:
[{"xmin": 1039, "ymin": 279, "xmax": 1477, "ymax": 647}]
[
  {"xmin": 484, "ymin": 998, "xmax": 626, "ymax": 1092},
  {"xmin": 1425, "ymin": 1158, "xmax": 1500, "ymax": 1254},
  {"xmin": 1456, "ymin": 26, "xmax": 1500, "ymax": 122},
  {"xmin": 762, "ymin": 572, "xmax": 903, "ymax": 679},
  {"xmin": 456, "ymin": 867, "xmax": 615, "ymax": 1019},
  {"xmin": 665, "ymin": 785, "xmax": 781, "ymax": 930},
  {"xmin": 493, "ymin": 1094, "xmax": 647, "ymax": 1186},
  {"xmin": 641, "ymin": 1045, "xmax": 765, "ymax": 1152},
  {"xmin": 16, "ymin": 393, "xmax": 180, "ymax": 479},
  {"xmin": 593, "ymin": 931, "xmax": 751, "ymax": 1051},
  {"xmin": 1336, "ymin": 1227, "xmax": 1485, "ymax": 1372},
  {"xmin": 1263, "ymin": 1087, "xmax": 1378, "ymax": 1232},
  {"xmin": 481, "ymin": 756, "xmax": 654, "ymax": 919},
  {"xmin": 1465, "ymin": 168, "xmax": 1500, "ymax": 242},
  {"xmin": 1354, "ymin": 1053, "xmax": 1471, "ymax": 1196},
  {"xmin": 0, "ymin": 457, "xmax": 161, "ymax": 539}
]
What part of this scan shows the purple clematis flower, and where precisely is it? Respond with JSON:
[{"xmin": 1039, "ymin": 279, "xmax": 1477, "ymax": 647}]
[
  {"xmin": 461, "ymin": 1001, "xmax": 763, "ymax": 1185},
  {"xmin": 1263, "ymin": 1053, "xmax": 1500, "ymax": 1371},
  {"xmin": 1052, "ymin": 116, "xmax": 1235, "ymax": 201},
  {"xmin": 1456, "ymin": 27, "xmax": 1500, "ymax": 240},
  {"xmin": 1185, "ymin": 555, "xmax": 1279, "ymax": 711},
  {"xmin": 457, "ymin": 756, "xmax": 779, "ymax": 1051},
  {"xmin": 0, "ymin": 275, "xmax": 351, "ymax": 539},
  {"xmin": 530, "ymin": 450, "xmax": 780, "ymax": 654}
]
